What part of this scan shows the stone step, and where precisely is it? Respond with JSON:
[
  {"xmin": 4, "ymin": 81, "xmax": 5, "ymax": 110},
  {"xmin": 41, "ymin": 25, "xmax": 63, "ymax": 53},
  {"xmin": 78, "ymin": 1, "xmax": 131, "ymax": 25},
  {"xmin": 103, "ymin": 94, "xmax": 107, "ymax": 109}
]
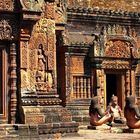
[{"xmin": 123, "ymin": 128, "xmax": 140, "ymax": 134}]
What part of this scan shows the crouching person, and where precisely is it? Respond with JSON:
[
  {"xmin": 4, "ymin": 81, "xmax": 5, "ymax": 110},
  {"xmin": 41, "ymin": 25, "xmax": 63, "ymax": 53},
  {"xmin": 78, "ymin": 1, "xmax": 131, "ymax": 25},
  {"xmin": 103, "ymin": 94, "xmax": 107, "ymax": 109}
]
[
  {"xmin": 106, "ymin": 95, "xmax": 125, "ymax": 124},
  {"xmin": 124, "ymin": 96, "xmax": 140, "ymax": 129},
  {"xmin": 89, "ymin": 96, "xmax": 113, "ymax": 126}
]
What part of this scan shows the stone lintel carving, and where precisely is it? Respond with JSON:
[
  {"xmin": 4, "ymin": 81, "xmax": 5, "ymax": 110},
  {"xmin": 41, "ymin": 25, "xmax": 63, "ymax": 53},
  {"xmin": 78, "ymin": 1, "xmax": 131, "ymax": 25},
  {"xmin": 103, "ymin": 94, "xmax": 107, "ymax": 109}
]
[{"xmin": 102, "ymin": 60, "xmax": 129, "ymax": 69}]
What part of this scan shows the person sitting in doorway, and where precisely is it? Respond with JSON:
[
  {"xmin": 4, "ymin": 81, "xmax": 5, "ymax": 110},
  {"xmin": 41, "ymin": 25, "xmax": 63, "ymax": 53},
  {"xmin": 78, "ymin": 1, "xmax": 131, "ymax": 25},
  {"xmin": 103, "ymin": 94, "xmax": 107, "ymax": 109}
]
[
  {"xmin": 124, "ymin": 95, "xmax": 140, "ymax": 129},
  {"xmin": 106, "ymin": 95, "xmax": 125, "ymax": 125},
  {"xmin": 89, "ymin": 96, "xmax": 114, "ymax": 126}
]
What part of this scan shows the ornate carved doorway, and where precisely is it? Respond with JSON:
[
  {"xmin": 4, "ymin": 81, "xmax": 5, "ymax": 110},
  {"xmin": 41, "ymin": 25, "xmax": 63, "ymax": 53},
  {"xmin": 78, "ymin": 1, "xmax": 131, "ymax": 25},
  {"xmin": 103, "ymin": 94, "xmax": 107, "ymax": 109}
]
[
  {"xmin": 0, "ymin": 44, "xmax": 8, "ymax": 123},
  {"xmin": 105, "ymin": 71, "xmax": 125, "ymax": 109}
]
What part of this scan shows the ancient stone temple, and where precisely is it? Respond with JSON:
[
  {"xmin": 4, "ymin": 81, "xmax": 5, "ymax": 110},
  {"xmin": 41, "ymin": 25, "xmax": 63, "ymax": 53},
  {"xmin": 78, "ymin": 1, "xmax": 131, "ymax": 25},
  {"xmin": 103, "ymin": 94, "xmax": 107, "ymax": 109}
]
[
  {"xmin": 0, "ymin": 0, "xmax": 140, "ymax": 136},
  {"xmin": 60, "ymin": 0, "xmax": 140, "ymax": 123}
]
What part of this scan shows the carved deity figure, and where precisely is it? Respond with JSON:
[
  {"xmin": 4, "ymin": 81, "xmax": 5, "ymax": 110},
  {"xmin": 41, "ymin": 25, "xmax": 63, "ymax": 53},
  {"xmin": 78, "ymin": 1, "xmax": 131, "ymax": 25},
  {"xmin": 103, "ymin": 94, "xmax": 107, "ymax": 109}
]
[
  {"xmin": 89, "ymin": 96, "xmax": 113, "ymax": 126},
  {"xmin": 36, "ymin": 44, "xmax": 47, "ymax": 82},
  {"xmin": 124, "ymin": 96, "xmax": 140, "ymax": 129},
  {"xmin": 106, "ymin": 95, "xmax": 125, "ymax": 124},
  {"xmin": 35, "ymin": 44, "xmax": 53, "ymax": 91},
  {"xmin": 92, "ymin": 34, "xmax": 99, "ymax": 56}
]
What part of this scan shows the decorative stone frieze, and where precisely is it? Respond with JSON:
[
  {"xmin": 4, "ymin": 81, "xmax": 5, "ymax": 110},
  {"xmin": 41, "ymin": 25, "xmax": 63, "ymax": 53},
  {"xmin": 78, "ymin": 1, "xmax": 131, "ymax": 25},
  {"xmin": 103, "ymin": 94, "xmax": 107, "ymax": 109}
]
[
  {"xmin": 102, "ymin": 60, "xmax": 130, "ymax": 69},
  {"xmin": 0, "ymin": 16, "xmax": 18, "ymax": 40},
  {"xmin": 0, "ymin": 0, "xmax": 14, "ymax": 11}
]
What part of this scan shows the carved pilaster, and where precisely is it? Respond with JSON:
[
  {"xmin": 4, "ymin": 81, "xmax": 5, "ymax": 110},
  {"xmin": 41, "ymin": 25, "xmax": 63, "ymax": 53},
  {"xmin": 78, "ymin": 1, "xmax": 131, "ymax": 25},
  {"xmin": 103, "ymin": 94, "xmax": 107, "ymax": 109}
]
[
  {"xmin": 10, "ymin": 42, "xmax": 17, "ymax": 124},
  {"xmin": 126, "ymin": 70, "xmax": 130, "ymax": 96},
  {"xmin": 65, "ymin": 53, "xmax": 71, "ymax": 98}
]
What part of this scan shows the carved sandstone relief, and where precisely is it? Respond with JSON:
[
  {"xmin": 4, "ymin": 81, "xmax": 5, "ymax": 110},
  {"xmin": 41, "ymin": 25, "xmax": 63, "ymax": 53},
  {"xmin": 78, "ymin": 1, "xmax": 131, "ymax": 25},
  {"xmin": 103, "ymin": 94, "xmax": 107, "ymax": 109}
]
[
  {"xmin": 44, "ymin": 1, "xmax": 55, "ymax": 19},
  {"xmin": 34, "ymin": 18, "xmax": 56, "ymax": 70},
  {"xmin": 105, "ymin": 40, "xmax": 130, "ymax": 58},
  {"xmin": 28, "ymin": 33, "xmax": 54, "ymax": 92},
  {"xmin": 0, "ymin": 19, "xmax": 12, "ymax": 40},
  {"xmin": 100, "ymin": 24, "xmax": 140, "ymax": 69},
  {"xmin": 0, "ymin": 15, "xmax": 18, "ymax": 40},
  {"xmin": 0, "ymin": 0, "xmax": 14, "ymax": 11},
  {"xmin": 20, "ymin": 41, "xmax": 28, "ymax": 69},
  {"xmin": 102, "ymin": 40, "xmax": 131, "ymax": 69},
  {"xmin": 20, "ymin": 18, "xmax": 56, "ymax": 93},
  {"xmin": 20, "ymin": 0, "xmax": 44, "ymax": 11},
  {"xmin": 55, "ymin": 0, "xmax": 66, "ymax": 23},
  {"xmin": 70, "ymin": 56, "xmax": 85, "ymax": 74}
]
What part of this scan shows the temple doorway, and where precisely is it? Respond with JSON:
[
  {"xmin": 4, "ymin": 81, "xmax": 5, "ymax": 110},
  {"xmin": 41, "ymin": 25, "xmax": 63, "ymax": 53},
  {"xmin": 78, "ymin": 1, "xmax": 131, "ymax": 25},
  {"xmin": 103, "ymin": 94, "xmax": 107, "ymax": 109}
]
[
  {"xmin": 106, "ymin": 72, "xmax": 125, "ymax": 109},
  {"xmin": 106, "ymin": 74, "xmax": 117, "ymax": 105}
]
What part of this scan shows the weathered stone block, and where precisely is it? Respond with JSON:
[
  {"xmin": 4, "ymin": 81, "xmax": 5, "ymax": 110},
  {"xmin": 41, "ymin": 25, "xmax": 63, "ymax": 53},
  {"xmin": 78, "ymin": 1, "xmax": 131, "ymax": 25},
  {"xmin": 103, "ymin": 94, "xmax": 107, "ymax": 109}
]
[
  {"xmin": 29, "ymin": 125, "xmax": 38, "ymax": 136},
  {"xmin": 123, "ymin": 128, "xmax": 140, "ymax": 134},
  {"xmin": 25, "ymin": 114, "xmax": 45, "ymax": 124},
  {"xmin": 18, "ymin": 125, "xmax": 29, "ymax": 136}
]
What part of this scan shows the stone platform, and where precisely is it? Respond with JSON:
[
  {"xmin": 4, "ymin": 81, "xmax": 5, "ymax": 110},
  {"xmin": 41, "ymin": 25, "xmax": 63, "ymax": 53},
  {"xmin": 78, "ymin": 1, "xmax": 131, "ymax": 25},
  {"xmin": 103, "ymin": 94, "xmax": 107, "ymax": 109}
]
[
  {"xmin": 87, "ymin": 124, "xmax": 140, "ymax": 134},
  {"xmin": 122, "ymin": 128, "xmax": 140, "ymax": 134},
  {"xmin": 0, "ymin": 122, "xmax": 79, "ymax": 139}
]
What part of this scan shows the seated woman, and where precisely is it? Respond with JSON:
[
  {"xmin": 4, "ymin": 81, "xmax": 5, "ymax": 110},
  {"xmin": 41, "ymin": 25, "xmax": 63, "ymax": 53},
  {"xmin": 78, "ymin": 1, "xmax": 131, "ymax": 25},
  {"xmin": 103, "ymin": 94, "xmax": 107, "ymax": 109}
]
[
  {"xmin": 106, "ymin": 95, "xmax": 125, "ymax": 124},
  {"xmin": 89, "ymin": 96, "xmax": 113, "ymax": 126},
  {"xmin": 124, "ymin": 96, "xmax": 140, "ymax": 129}
]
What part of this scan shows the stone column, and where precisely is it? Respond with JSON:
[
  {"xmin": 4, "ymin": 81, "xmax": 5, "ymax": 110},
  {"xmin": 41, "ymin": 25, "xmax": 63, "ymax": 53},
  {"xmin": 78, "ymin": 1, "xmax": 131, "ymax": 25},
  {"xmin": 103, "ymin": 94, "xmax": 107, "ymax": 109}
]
[{"xmin": 10, "ymin": 42, "xmax": 17, "ymax": 124}]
